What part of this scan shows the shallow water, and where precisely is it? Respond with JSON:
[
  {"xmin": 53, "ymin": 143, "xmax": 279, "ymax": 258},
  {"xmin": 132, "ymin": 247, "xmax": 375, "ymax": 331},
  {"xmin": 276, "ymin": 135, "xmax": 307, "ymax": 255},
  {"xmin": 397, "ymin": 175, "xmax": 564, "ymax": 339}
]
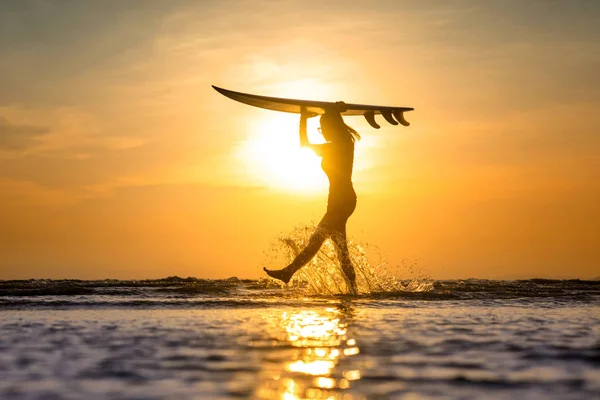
[{"xmin": 0, "ymin": 278, "xmax": 599, "ymax": 399}]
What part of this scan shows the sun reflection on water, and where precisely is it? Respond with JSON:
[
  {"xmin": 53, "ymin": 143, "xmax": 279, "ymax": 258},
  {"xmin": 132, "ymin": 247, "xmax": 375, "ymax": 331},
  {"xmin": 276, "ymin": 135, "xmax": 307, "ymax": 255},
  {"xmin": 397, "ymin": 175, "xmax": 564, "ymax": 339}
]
[{"xmin": 257, "ymin": 306, "xmax": 361, "ymax": 399}]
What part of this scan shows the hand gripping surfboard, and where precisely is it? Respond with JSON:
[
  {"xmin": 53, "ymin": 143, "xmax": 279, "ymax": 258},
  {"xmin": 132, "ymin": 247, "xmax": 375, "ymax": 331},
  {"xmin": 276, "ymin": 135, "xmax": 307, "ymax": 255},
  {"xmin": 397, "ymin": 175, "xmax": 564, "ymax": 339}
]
[{"xmin": 212, "ymin": 85, "xmax": 413, "ymax": 129}]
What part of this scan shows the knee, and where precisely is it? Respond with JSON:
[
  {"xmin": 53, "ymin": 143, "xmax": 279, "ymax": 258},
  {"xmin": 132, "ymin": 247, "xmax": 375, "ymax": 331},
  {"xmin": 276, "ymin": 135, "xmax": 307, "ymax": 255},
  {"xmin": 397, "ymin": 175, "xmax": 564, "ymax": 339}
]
[{"xmin": 306, "ymin": 228, "xmax": 327, "ymax": 248}]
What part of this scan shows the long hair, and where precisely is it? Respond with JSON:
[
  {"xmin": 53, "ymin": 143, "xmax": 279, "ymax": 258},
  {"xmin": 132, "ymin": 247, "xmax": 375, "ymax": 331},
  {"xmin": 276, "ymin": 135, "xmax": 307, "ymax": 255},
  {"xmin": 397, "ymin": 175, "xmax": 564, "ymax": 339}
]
[{"xmin": 320, "ymin": 110, "xmax": 361, "ymax": 143}]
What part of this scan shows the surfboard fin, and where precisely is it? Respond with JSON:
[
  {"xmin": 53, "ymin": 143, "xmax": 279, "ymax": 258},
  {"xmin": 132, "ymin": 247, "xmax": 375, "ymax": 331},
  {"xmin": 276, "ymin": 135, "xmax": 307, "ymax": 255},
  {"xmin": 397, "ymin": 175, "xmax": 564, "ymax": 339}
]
[
  {"xmin": 381, "ymin": 110, "xmax": 399, "ymax": 126},
  {"xmin": 392, "ymin": 110, "xmax": 410, "ymax": 127},
  {"xmin": 363, "ymin": 111, "xmax": 380, "ymax": 129}
]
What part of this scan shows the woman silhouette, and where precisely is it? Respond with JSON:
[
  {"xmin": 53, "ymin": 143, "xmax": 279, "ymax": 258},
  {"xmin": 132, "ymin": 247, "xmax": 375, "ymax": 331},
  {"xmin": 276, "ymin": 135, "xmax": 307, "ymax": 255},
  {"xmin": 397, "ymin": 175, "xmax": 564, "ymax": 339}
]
[{"xmin": 264, "ymin": 106, "xmax": 360, "ymax": 294}]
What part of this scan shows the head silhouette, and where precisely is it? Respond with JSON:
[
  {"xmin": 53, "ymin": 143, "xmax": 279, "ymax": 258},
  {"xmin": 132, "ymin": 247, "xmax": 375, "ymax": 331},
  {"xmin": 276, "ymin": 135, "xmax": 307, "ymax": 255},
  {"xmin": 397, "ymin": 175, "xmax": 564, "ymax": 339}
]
[{"xmin": 320, "ymin": 110, "xmax": 361, "ymax": 143}]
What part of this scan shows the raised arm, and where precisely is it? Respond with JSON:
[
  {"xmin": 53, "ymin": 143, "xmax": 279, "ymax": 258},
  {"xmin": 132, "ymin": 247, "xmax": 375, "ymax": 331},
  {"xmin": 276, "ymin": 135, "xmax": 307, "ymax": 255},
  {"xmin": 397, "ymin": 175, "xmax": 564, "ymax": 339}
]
[
  {"xmin": 299, "ymin": 109, "xmax": 310, "ymax": 147},
  {"xmin": 299, "ymin": 107, "xmax": 328, "ymax": 157}
]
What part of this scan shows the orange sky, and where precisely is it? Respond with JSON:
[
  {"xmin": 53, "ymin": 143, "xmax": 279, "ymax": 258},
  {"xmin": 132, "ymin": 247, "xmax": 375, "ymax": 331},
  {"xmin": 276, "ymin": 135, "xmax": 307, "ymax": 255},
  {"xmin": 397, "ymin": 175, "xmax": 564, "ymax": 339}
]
[{"xmin": 1, "ymin": 1, "xmax": 599, "ymax": 280}]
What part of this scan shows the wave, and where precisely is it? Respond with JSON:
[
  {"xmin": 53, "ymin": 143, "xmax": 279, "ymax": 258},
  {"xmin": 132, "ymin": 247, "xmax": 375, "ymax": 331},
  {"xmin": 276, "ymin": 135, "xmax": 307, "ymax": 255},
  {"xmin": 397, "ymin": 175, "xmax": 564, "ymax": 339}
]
[
  {"xmin": 1, "ymin": 277, "xmax": 598, "ymax": 300},
  {"xmin": 3, "ymin": 225, "xmax": 599, "ymax": 308}
]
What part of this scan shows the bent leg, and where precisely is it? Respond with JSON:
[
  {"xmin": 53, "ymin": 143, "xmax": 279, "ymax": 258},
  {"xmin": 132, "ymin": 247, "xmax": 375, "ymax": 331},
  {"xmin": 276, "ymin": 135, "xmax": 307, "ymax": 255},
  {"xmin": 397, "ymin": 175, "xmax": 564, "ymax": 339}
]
[
  {"xmin": 330, "ymin": 227, "xmax": 358, "ymax": 294},
  {"xmin": 287, "ymin": 225, "xmax": 329, "ymax": 275},
  {"xmin": 264, "ymin": 224, "xmax": 329, "ymax": 284}
]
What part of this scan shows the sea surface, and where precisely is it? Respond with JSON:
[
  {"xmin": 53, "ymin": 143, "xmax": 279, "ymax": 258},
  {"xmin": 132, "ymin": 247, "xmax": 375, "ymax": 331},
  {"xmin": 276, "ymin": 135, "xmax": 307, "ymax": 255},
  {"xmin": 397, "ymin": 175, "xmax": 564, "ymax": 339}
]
[{"xmin": 0, "ymin": 277, "xmax": 598, "ymax": 399}]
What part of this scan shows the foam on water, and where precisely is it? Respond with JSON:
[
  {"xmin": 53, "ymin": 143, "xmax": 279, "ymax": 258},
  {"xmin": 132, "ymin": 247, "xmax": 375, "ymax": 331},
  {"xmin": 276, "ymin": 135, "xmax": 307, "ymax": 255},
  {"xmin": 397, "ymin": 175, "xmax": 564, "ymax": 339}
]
[{"xmin": 263, "ymin": 224, "xmax": 434, "ymax": 295}]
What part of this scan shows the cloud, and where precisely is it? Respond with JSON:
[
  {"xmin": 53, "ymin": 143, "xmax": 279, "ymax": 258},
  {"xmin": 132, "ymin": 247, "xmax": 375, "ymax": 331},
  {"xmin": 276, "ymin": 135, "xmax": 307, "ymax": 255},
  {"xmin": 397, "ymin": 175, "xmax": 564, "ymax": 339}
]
[{"xmin": 0, "ymin": 116, "xmax": 50, "ymax": 151}]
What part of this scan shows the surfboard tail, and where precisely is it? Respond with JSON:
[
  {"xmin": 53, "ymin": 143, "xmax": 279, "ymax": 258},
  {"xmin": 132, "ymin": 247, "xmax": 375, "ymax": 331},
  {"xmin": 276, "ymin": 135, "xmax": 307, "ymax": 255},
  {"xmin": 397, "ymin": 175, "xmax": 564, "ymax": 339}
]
[
  {"xmin": 363, "ymin": 111, "xmax": 380, "ymax": 129},
  {"xmin": 392, "ymin": 110, "xmax": 410, "ymax": 127},
  {"xmin": 363, "ymin": 109, "xmax": 411, "ymax": 129},
  {"xmin": 381, "ymin": 110, "xmax": 399, "ymax": 126}
]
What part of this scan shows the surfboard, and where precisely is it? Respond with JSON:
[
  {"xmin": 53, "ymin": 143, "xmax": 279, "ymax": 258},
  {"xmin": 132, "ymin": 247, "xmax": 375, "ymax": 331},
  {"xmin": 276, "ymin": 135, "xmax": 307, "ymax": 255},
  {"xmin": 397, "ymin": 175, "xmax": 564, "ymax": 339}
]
[{"xmin": 212, "ymin": 85, "xmax": 413, "ymax": 129}]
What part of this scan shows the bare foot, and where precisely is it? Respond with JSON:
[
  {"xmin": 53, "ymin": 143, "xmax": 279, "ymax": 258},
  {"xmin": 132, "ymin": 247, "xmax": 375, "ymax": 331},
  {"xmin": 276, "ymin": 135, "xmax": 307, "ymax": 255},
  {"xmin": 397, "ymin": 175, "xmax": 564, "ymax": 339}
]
[{"xmin": 263, "ymin": 267, "xmax": 293, "ymax": 284}]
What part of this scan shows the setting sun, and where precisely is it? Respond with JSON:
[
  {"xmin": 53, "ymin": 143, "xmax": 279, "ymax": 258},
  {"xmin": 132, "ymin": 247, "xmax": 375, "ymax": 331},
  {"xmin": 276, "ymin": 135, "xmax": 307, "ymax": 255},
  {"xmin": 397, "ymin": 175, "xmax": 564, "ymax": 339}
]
[{"xmin": 237, "ymin": 113, "xmax": 328, "ymax": 194}]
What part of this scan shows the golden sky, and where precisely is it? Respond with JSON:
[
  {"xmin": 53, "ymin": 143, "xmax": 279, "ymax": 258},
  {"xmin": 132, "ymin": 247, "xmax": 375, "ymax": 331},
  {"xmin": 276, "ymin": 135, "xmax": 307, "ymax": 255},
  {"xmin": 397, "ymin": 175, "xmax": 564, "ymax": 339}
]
[{"xmin": 1, "ymin": 0, "xmax": 599, "ymax": 280}]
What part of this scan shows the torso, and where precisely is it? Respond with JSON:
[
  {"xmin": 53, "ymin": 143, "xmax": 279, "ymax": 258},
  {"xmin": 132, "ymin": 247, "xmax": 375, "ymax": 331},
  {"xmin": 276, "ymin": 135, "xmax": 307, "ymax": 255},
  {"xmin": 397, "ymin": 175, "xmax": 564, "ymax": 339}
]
[{"xmin": 321, "ymin": 140, "xmax": 357, "ymax": 213}]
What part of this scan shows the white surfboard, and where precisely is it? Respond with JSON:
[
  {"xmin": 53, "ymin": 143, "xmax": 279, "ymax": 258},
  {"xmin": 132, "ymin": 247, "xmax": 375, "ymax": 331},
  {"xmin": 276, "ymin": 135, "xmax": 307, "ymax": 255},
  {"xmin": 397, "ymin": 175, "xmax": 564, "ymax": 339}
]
[{"xmin": 212, "ymin": 85, "xmax": 414, "ymax": 129}]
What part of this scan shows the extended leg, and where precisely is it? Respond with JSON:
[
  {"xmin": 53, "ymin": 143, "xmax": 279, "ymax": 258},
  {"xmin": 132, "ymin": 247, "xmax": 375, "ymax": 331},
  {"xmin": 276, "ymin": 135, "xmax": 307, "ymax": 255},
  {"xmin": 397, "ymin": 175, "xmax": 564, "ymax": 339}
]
[
  {"xmin": 264, "ymin": 225, "xmax": 328, "ymax": 284},
  {"xmin": 331, "ymin": 228, "xmax": 358, "ymax": 294}
]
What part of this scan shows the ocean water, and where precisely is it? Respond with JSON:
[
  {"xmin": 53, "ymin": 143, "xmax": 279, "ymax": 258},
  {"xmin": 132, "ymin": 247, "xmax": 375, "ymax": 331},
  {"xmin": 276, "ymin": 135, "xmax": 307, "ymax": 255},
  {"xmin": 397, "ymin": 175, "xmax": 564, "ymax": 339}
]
[{"xmin": 0, "ymin": 277, "xmax": 599, "ymax": 399}]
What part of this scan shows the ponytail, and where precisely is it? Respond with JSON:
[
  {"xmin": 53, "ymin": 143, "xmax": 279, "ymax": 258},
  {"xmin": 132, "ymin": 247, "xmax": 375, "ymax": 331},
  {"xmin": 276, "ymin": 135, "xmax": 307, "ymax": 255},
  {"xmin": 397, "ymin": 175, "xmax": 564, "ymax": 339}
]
[{"xmin": 320, "ymin": 111, "xmax": 361, "ymax": 143}]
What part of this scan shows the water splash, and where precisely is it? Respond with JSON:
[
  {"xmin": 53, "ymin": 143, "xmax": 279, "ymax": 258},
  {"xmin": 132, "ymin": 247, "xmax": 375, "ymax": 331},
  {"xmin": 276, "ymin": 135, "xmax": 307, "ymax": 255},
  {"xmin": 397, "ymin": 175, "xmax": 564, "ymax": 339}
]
[{"xmin": 262, "ymin": 224, "xmax": 433, "ymax": 295}]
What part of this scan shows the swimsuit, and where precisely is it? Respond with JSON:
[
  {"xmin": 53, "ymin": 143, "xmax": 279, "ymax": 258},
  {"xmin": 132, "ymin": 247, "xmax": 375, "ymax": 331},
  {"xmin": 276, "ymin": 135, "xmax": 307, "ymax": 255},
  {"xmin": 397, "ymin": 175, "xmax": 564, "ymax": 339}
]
[{"xmin": 320, "ymin": 141, "xmax": 356, "ymax": 230}]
